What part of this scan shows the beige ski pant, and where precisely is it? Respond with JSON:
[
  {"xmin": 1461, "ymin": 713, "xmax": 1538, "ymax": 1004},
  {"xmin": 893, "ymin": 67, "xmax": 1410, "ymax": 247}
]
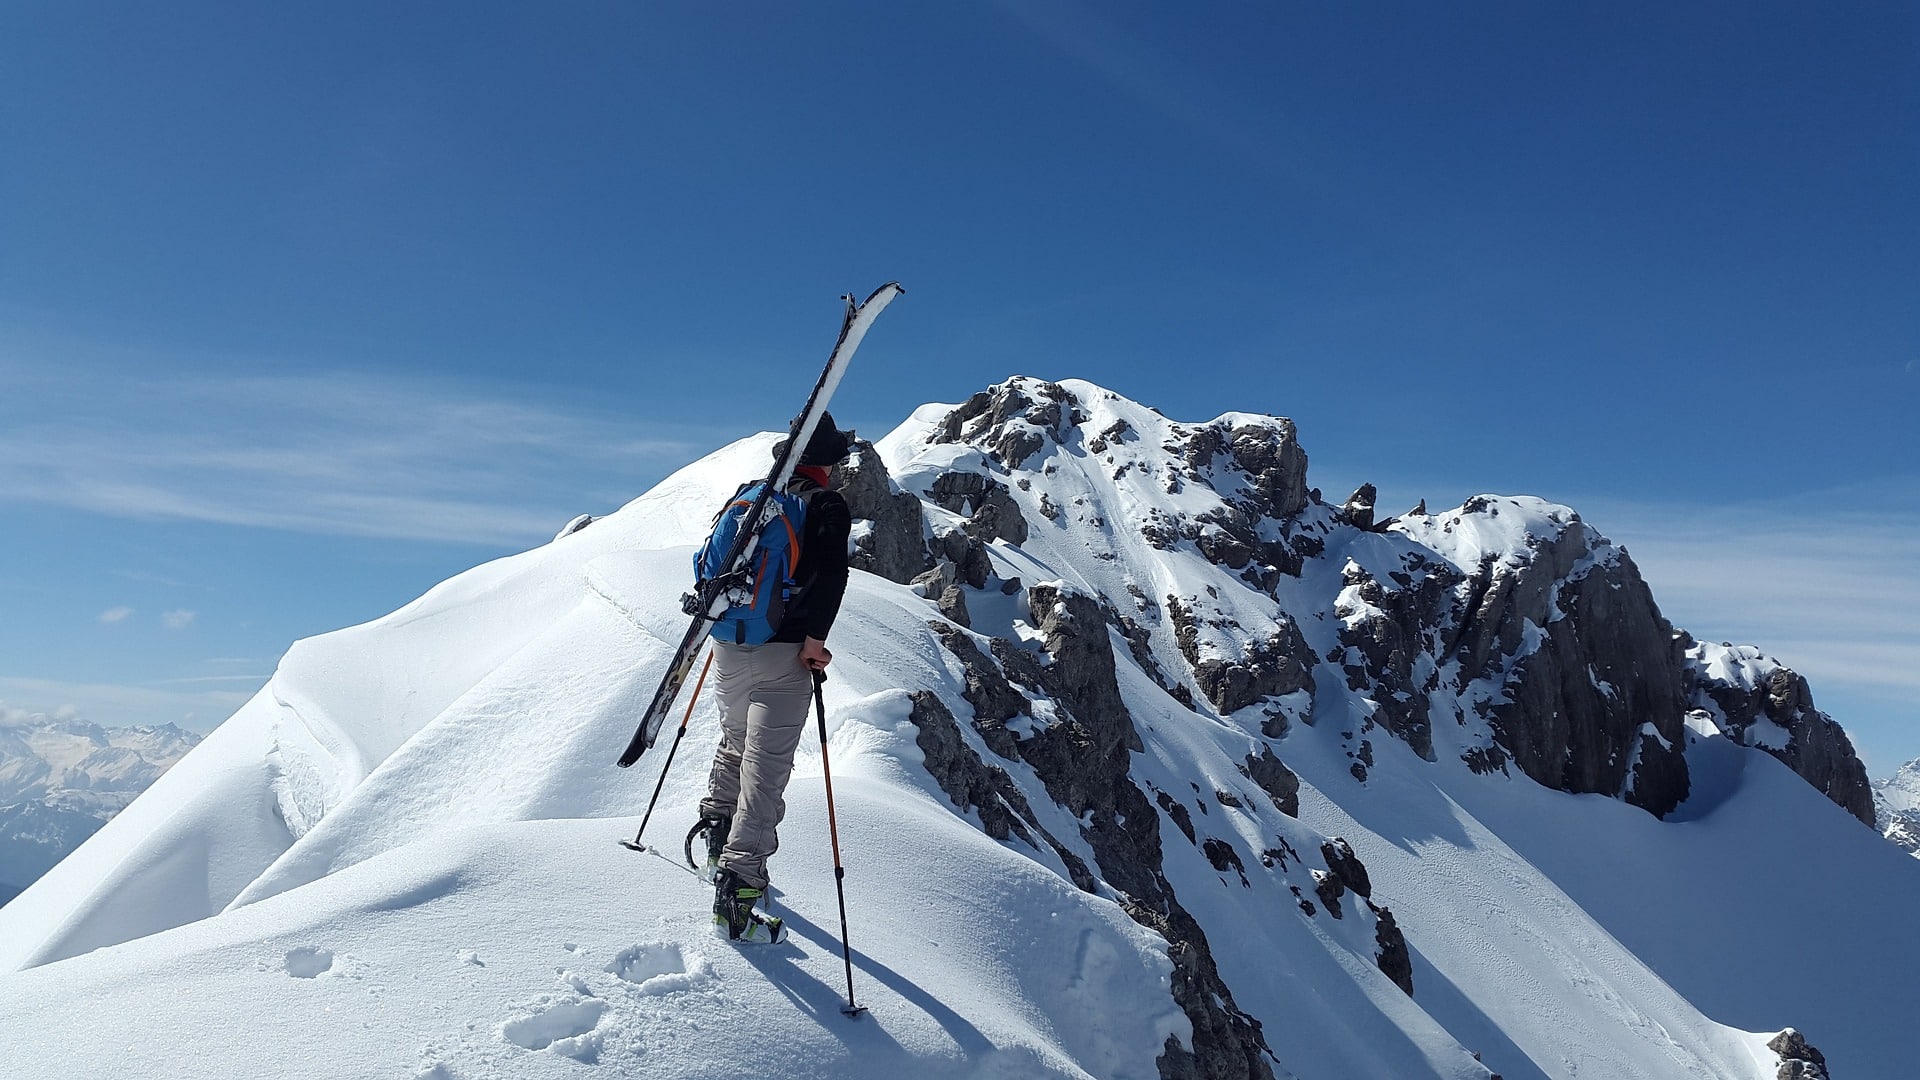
[{"xmin": 699, "ymin": 639, "xmax": 814, "ymax": 890}]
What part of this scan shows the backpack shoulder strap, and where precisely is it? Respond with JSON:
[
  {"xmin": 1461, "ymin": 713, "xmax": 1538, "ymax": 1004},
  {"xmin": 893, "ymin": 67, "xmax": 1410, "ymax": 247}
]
[{"xmin": 712, "ymin": 479, "xmax": 758, "ymax": 524}]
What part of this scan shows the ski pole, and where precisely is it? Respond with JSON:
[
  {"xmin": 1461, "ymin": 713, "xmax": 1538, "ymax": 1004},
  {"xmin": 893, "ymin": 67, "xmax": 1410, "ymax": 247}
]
[
  {"xmin": 813, "ymin": 668, "xmax": 866, "ymax": 1018},
  {"xmin": 621, "ymin": 647, "xmax": 714, "ymax": 853}
]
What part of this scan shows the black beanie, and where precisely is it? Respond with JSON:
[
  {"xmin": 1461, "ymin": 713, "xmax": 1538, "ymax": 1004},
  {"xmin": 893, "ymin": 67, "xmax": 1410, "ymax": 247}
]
[{"xmin": 775, "ymin": 412, "xmax": 854, "ymax": 466}]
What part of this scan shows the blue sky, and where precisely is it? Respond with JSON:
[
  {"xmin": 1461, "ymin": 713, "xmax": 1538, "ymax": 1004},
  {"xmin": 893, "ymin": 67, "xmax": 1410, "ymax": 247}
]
[{"xmin": 2, "ymin": 3, "xmax": 1915, "ymax": 774}]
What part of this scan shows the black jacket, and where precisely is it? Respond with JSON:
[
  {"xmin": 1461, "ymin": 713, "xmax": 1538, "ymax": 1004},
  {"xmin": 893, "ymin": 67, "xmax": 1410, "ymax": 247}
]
[{"xmin": 772, "ymin": 484, "xmax": 851, "ymax": 644}]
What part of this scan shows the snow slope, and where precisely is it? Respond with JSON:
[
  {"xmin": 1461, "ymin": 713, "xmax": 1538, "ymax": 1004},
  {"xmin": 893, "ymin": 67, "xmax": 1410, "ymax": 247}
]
[{"xmin": 3, "ymin": 377, "xmax": 1913, "ymax": 1079}]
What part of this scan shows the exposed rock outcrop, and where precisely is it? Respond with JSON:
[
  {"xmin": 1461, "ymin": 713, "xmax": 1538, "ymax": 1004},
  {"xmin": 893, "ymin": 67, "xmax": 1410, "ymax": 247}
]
[
  {"xmin": 1240, "ymin": 745, "xmax": 1300, "ymax": 818},
  {"xmin": 928, "ymin": 471, "xmax": 1030, "ymax": 547},
  {"xmin": 928, "ymin": 528, "xmax": 993, "ymax": 589},
  {"xmin": 1687, "ymin": 640, "xmax": 1875, "ymax": 827},
  {"xmin": 1319, "ymin": 838, "xmax": 1372, "ymax": 900},
  {"xmin": 1332, "ymin": 555, "xmax": 1458, "ymax": 762},
  {"xmin": 1306, "ymin": 838, "xmax": 1412, "ymax": 991},
  {"xmin": 926, "ymin": 591, "xmax": 1276, "ymax": 1079},
  {"xmin": 932, "ymin": 378, "xmax": 1082, "ymax": 469},
  {"xmin": 1168, "ymin": 419, "xmax": 1311, "ymax": 521},
  {"xmin": 1339, "ymin": 484, "xmax": 1377, "ymax": 530},
  {"xmin": 1435, "ymin": 502, "xmax": 1692, "ymax": 817},
  {"xmin": 1767, "ymin": 1028, "xmax": 1830, "ymax": 1080},
  {"xmin": 906, "ymin": 691, "xmax": 1070, "ymax": 860},
  {"xmin": 936, "ymin": 586, "xmax": 971, "ymax": 628},
  {"xmin": 928, "ymin": 623, "xmax": 1026, "ymax": 760},
  {"xmin": 1147, "ymin": 416, "xmax": 1321, "ymax": 585},
  {"xmin": 837, "ymin": 439, "xmax": 932, "ymax": 585},
  {"xmin": 1168, "ymin": 597, "xmax": 1313, "ymax": 718},
  {"xmin": 1371, "ymin": 903, "xmax": 1414, "ymax": 996},
  {"xmin": 1015, "ymin": 582, "xmax": 1144, "ymax": 764}
]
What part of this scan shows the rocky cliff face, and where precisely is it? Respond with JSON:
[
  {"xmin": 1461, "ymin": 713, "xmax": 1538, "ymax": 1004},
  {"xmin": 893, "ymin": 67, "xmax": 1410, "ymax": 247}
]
[
  {"xmin": 836, "ymin": 438, "xmax": 933, "ymax": 585},
  {"xmin": 871, "ymin": 376, "xmax": 1866, "ymax": 1075},
  {"xmin": 1393, "ymin": 502, "xmax": 1693, "ymax": 816},
  {"xmin": 1684, "ymin": 640, "xmax": 1874, "ymax": 827}
]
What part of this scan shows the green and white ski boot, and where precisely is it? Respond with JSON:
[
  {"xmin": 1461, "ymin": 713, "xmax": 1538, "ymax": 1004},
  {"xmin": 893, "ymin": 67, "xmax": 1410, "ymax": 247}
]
[{"xmin": 713, "ymin": 868, "xmax": 785, "ymax": 944}]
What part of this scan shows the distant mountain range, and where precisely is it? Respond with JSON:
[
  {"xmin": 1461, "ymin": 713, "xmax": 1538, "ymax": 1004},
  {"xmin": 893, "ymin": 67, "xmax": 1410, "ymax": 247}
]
[
  {"xmin": 1875, "ymin": 759, "xmax": 1920, "ymax": 857},
  {"xmin": 0, "ymin": 717, "xmax": 200, "ymax": 903}
]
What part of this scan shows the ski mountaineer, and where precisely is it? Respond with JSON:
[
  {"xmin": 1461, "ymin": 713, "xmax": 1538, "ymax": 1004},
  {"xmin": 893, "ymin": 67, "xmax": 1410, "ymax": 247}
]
[{"xmin": 694, "ymin": 414, "xmax": 855, "ymax": 944}]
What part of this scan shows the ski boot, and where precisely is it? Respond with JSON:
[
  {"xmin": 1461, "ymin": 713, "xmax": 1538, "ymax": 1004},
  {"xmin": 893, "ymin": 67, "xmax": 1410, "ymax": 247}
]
[
  {"xmin": 685, "ymin": 814, "xmax": 730, "ymax": 884},
  {"xmin": 712, "ymin": 867, "xmax": 785, "ymax": 944}
]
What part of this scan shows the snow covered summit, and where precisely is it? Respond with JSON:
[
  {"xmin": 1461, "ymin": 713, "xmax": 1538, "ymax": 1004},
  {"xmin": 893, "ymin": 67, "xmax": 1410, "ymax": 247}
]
[{"xmin": 1, "ymin": 376, "xmax": 1913, "ymax": 1080}]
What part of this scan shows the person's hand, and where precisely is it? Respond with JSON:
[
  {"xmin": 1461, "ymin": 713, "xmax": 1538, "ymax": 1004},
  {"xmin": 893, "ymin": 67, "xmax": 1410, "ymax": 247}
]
[{"xmin": 800, "ymin": 637, "xmax": 832, "ymax": 671}]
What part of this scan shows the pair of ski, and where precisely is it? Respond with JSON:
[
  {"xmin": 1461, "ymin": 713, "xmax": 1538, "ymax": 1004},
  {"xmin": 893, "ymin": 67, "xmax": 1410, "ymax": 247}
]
[
  {"xmin": 615, "ymin": 280, "xmax": 902, "ymax": 769},
  {"xmin": 615, "ymin": 282, "xmax": 902, "ymax": 1018}
]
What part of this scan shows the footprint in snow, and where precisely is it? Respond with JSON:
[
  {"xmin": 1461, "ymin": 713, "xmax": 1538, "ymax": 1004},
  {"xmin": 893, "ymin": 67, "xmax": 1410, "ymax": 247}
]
[
  {"xmin": 284, "ymin": 947, "xmax": 334, "ymax": 978},
  {"xmin": 606, "ymin": 941, "xmax": 712, "ymax": 996},
  {"xmin": 500, "ymin": 997, "xmax": 607, "ymax": 1060}
]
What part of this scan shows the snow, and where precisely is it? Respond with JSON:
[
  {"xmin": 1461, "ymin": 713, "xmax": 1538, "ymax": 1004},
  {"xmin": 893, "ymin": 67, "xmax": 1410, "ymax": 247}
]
[
  {"xmin": 1689, "ymin": 641, "xmax": 1780, "ymax": 693},
  {"xmin": 1, "ymin": 812, "xmax": 1180, "ymax": 1079},
  {"xmin": 2, "ymin": 378, "xmax": 1915, "ymax": 1079}
]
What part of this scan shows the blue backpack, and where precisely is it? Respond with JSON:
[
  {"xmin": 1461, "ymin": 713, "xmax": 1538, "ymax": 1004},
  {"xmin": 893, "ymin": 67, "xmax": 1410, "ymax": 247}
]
[{"xmin": 694, "ymin": 481, "xmax": 814, "ymax": 645}]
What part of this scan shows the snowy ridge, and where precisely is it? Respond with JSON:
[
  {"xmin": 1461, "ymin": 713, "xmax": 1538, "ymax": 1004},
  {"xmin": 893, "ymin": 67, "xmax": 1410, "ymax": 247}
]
[{"xmin": 2, "ymin": 377, "xmax": 1913, "ymax": 1079}]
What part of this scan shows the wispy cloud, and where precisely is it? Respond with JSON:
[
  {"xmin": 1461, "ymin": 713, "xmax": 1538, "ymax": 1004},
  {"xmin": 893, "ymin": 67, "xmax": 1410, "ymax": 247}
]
[
  {"xmin": 0, "ymin": 677, "xmax": 256, "ymax": 734},
  {"xmin": 0, "ymin": 348, "xmax": 723, "ymax": 546},
  {"xmin": 98, "ymin": 606, "xmax": 134, "ymax": 624},
  {"xmin": 161, "ymin": 609, "xmax": 197, "ymax": 631},
  {"xmin": 1570, "ymin": 484, "xmax": 1920, "ymax": 772},
  {"xmin": 0, "ymin": 700, "xmax": 81, "ymax": 728},
  {"xmin": 1582, "ymin": 487, "xmax": 1920, "ymax": 692}
]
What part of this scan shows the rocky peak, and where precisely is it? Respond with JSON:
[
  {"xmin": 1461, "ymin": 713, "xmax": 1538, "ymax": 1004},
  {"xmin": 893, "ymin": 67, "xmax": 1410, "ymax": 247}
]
[
  {"xmin": 1686, "ymin": 640, "xmax": 1875, "ymax": 827},
  {"xmin": 1162, "ymin": 415, "xmax": 1311, "ymax": 522},
  {"xmin": 930, "ymin": 377, "xmax": 1085, "ymax": 469},
  {"xmin": 893, "ymin": 383, "xmax": 1875, "ymax": 831},
  {"xmin": 1390, "ymin": 496, "xmax": 1692, "ymax": 815},
  {"xmin": 1768, "ymin": 1028, "xmax": 1831, "ymax": 1080}
]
